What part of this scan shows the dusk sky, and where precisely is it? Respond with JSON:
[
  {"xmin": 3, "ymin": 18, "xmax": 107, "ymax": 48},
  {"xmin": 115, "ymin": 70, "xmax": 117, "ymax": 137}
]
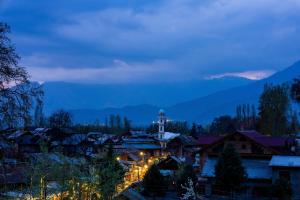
[{"xmin": 1, "ymin": 0, "xmax": 300, "ymax": 84}]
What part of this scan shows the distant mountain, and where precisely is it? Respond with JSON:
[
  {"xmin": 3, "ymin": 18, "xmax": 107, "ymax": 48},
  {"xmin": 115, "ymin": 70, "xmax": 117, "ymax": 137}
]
[
  {"xmin": 68, "ymin": 60, "xmax": 300, "ymax": 125},
  {"xmin": 43, "ymin": 77, "xmax": 252, "ymax": 114},
  {"xmin": 70, "ymin": 105, "xmax": 160, "ymax": 125},
  {"xmin": 167, "ymin": 60, "xmax": 300, "ymax": 123}
]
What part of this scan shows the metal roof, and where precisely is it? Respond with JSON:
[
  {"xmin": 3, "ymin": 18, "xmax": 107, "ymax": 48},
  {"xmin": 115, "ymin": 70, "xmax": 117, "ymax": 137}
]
[
  {"xmin": 269, "ymin": 155, "xmax": 300, "ymax": 167},
  {"xmin": 114, "ymin": 143, "xmax": 161, "ymax": 150},
  {"xmin": 201, "ymin": 157, "xmax": 272, "ymax": 180}
]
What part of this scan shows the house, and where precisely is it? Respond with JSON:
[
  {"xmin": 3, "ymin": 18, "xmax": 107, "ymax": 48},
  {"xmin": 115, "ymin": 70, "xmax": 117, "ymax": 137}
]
[
  {"xmin": 0, "ymin": 165, "xmax": 26, "ymax": 191},
  {"xmin": 196, "ymin": 135, "xmax": 223, "ymax": 148},
  {"xmin": 269, "ymin": 156, "xmax": 300, "ymax": 199},
  {"xmin": 15, "ymin": 132, "xmax": 48, "ymax": 154},
  {"xmin": 114, "ymin": 131, "xmax": 162, "ymax": 158},
  {"xmin": 199, "ymin": 130, "xmax": 293, "ymax": 161},
  {"xmin": 156, "ymin": 156, "xmax": 183, "ymax": 188},
  {"xmin": 157, "ymin": 155, "xmax": 182, "ymax": 174},
  {"xmin": 0, "ymin": 135, "xmax": 17, "ymax": 158},
  {"xmin": 166, "ymin": 135, "xmax": 200, "ymax": 163},
  {"xmin": 198, "ymin": 130, "xmax": 296, "ymax": 198},
  {"xmin": 91, "ymin": 134, "xmax": 115, "ymax": 158},
  {"xmin": 61, "ymin": 134, "xmax": 88, "ymax": 156}
]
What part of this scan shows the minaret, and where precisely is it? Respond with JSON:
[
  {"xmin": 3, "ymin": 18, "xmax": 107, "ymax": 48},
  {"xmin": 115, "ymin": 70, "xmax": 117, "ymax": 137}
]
[{"xmin": 158, "ymin": 109, "xmax": 166, "ymax": 140}]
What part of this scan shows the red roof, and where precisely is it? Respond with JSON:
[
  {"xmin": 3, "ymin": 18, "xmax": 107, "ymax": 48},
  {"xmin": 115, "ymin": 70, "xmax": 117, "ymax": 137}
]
[
  {"xmin": 238, "ymin": 130, "xmax": 293, "ymax": 148},
  {"xmin": 197, "ymin": 135, "xmax": 223, "ymax": 146}
]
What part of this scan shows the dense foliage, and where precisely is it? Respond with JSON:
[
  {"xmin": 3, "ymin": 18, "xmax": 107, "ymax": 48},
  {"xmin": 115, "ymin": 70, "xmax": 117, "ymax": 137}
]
[
  {"xmin": 96, "ymin": 145, "xmax": 125, "ymax": 200},
  {"xmin": 291, "ymin": 78, "xmax": 300, "ymax": 104},
  {"xmin": 25, "ymin": 144, "xmax": 125, "ymax": 200},
  {"xmin": 143, "ymin": 164, "xmax": 167, "ymax": 197},
  {"xmin": 209, "ymin": 115, "xmax": 236, "ymax": 135},
  {"xmin": 214, "ymin": 144, "xmax": 247, "ymax": 192},
  {"xmin": 271, "ymin": 178, "xmax": 292, "ymax": 200},
  {"xmin": 49, "ymin": 109, "xmax": 73, "ymax": 128},
  {"xmin": 258, "ymin": 84, "xmax": 290, "ymax": 135},
  {"xmin": 236, "ymin": 104, "xmax": 257, "ymax": 130}
]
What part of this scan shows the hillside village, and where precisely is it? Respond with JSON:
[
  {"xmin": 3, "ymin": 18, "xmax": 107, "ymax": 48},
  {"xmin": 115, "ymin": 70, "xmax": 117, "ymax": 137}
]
[
  {"xmin": 2, "ymin": 2, "xmax": 300, "ymax": 199},
  {"xmin": 1, "ymin": 109, "xmax": 300, "ymax": 199}
]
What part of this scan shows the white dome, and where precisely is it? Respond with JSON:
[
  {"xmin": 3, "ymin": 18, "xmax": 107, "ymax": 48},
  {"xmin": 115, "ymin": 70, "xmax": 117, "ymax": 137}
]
[{"xmin": 159, "ymin": 109, "xmax": 165, "ymax": 114}]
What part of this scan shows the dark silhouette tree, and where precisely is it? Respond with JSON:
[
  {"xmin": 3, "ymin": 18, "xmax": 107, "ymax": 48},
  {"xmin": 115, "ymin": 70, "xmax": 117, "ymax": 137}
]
[
  {"xmin": 272, "ymin": 178, "xmax": 292, "ymax": 200},
  {"xmin": 49, "ymin": 109, "xmax": 72, "ymax": 128},
  {"xmin": 0, "ymin": 22, "xmax": 43, "ymax": 128},
  {"xmin": 214, "ymin": 144, "xmax": 247, "ymax": 193},
  {"xmin": 123, "ymin": 117, "xmax": 131, "ymax": 133},
  {"xmin": 258, "ymin": 84, "xmax": 290, "ymax": 135},
  {"xmin": 97, "ymin": 144, "xmax": 125, "ymax": 200},
  {"xmin": 143, "ymin": 164, "xmax": 167, "ymax": 197},
  {"xmin": 209, "ymin": 115, "xmax": 236, "ymax": 135},
  {"xmin": 34, "ymin": 96, "xmax": 45, "ymax": 127},
  {"xmin": 190, "ymin": 123, "xmax": 198, "ymax": 138},
  {"xmin": 291, "ymin": 78, "xmax": 300, "ymax": 104}
]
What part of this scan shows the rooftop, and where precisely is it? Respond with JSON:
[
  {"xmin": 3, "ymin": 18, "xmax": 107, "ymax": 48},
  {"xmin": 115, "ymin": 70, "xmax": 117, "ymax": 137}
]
[
  {"xmin": 239, "ymin": 130, "xmax": 293, "ymax": 148},
  {"xmin": 269, "ymin": 155, "xmax": 300, "ymax": 167},
  {"xmin": 201, "ymin": 157, "xmax": 272, "ymax": 180}
]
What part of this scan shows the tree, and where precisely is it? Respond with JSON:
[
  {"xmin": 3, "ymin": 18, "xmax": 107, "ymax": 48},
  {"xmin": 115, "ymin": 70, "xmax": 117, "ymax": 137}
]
[
  {"xmin": 288, "ymin": 110, "xmax": 299, "ymax": 134},
  {"xmin": 96, "ymin": 145, "xmax": 125, "ymax": 200},
  {"xmin": 180, "ymin": 178, "xmax": 196, "ymax": 200},
  {"xmin": 143, "ymin": 164, "xmax": 167, "ymax": 197},
  {"xmin": 26, "ymin": 153, "xmax": 56, "ymax": 199},
  {"xmin": 34, "ymin": 96, "xmax": 45, "ymax": 127},
  {"xmin": 190, "ymin": 123, "xmax": 198, "ymax": 138},
  {"xmin": 49, "ymin": 109, "xmax": 72, "ymax": 128},
  {"xmin": 258, "ymin": 84, "xmax": 290, "ymax": 135},
  {"xmin": 236, "ymin": 104, "xmax": 257, "ymax": 130},
  {"xmin": 209, "ymin": 115, "xmax": 236, "ymax": 135},
  {"xmin": 109, "ymin": 114, "xmax": 115, "ymax": 129},
  {"xmin": 0, "ymin": 23, "xmax": 43, "ymax": 128},
  {"xmin": 115, "ymin": 114, "xmax": 121, "ymax": 129},
  {"xmin": 123, "ymin": 117, "xmax": 131, "ymax": 133},
  {"xmin": 214, "ymin": 144, "xmax": 247, "ymax": 192},
  {"xmin": 272, "ymin": 178, "xmax": 292, "ymax": 200},
  {"xmin": 176, "ymin": 164, "xmax": 197, "ymax": 195},
  {"xmin": 291, "ymin": 78, "xmax": 300, "ymax": 104}
]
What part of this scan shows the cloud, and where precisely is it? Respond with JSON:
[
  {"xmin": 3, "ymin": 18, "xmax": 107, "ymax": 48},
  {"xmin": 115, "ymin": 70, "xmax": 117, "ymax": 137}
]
[
  {"xmin": 56, "ymin": 0, "xmax": 300, "ymax": 49},
  {"xmin": 26, "ymin": 59, "xmax": 190, "ymax": 84},
  {"xmin": 53, "ymin": 0, "xmax": 300, "ymax": 73},
  {"xmin": 2, "ymin": 0, "xmax": 300, "ymax": 83},
  {"xmin": 207, "ymin": 70, "xmax": 275, "ymax": 80}
]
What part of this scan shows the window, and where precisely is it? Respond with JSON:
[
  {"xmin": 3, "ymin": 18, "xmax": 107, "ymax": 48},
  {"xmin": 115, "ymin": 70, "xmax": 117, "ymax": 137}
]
[
  {"xmin": 241, "ymin": 144, "xmax": 246, "ymax": 150},
  {"xmin": 279, "ymin": 171, "xmax": 291, "ymax": 182}
]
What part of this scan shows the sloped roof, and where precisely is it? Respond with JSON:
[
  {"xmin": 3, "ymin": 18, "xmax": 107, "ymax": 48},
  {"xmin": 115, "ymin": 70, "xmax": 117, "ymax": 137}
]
[
  {"xmin": 201, "ymin": 157, "xmax": 272, "ymax": 180},
  {"xmin": 202, "ymin": 130, "xmax": 292, "ymax": 155},
  {"xmin": 114, "ymin": 143, "xmax": 161, "ymax": 150},
  {"xmin": 197, "ymin": 135, "xmax": 223, "ymax": 146},
  {"xmin": 157, "ymin": 156, "xmax": 182, "ymax": 170},
  {"xmin": 7, "ymin": 130, "xmax": 25, "ymax": 140},
  {"xmin": 159, "ymin": 132, "xmax": 180, "ymax": 141},
  {"xmin": 239, "ymin": 130, "xmax": 292, "ymax": 148},
  {"xmin": 62, "ymin": 134, "xmax": 87, "ymax": 145},
  {"xmin": 269, "ymin": 155, "xmax": 300, "ymax": 167},
  {"xmin": 167, "ymin": 135, "xmax": 199, "ymax": 147},
  {"xmin": 32, "ymin": 128, "xmax": 50, "ymax": 135}
]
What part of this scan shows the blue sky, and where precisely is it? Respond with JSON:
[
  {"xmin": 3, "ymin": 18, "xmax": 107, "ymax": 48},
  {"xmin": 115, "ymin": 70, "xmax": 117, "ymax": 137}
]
[{"xmin": 1, "ymin": 0, "xmax": 300, "ymax": 84}]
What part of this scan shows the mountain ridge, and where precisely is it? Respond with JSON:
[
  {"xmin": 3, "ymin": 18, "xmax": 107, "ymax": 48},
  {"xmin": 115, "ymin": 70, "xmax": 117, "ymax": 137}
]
[{"xmin": 68, "ymin": 60, "xmax": 300, "ymax": 125}]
